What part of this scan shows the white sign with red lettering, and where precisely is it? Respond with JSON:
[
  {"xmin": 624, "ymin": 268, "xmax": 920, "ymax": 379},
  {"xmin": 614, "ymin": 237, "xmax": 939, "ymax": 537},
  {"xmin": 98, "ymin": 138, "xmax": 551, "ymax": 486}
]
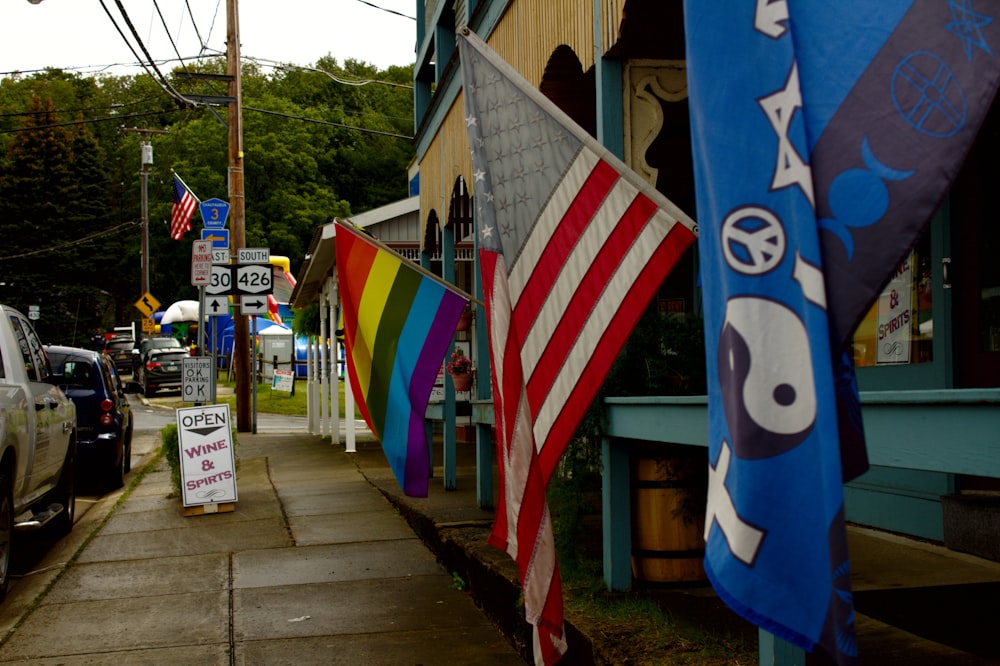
[
  {"xmin": 176, "ymin": 404, "xmax": 238, "ymax": 508},
  {"xmin": 191, "ymin": 240, "xmax": 213, "ymax": 287}
]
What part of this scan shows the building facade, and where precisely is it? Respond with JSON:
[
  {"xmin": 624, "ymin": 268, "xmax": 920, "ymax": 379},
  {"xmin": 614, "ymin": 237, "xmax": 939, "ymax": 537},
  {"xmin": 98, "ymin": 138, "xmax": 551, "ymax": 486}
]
[{"xmin": 412, "ymin": 0, "xmax": 1000, "ymax": 574}]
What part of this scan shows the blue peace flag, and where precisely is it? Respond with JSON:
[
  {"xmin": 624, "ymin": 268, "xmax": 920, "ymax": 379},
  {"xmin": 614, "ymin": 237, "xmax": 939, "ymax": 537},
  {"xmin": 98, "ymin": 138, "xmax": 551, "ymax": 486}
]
[{"xmin": 684, "ymin": 2, "xmax": 1000, "ymax": 663}]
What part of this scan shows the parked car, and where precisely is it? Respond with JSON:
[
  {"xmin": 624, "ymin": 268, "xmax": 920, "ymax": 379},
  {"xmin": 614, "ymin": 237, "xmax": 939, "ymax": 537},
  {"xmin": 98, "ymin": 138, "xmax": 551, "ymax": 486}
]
[
  {"xmin": 46, "ymin": 345, "xmax": 134, "ymax": 490},
  {"xmin": 132, "ymin": 336, "xmax": 185, "ymax": 375},
  {"xmin": 138, "ymin": 348, "xmax": 189, "ymax": 396},
  {"xmin": 102, "ymin": 336, "xmax": 134, "ymax": 376}
]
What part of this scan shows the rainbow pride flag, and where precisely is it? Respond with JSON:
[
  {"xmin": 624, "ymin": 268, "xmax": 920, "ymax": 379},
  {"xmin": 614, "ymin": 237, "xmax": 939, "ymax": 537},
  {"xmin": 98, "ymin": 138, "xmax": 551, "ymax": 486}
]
[{"xmin": 334, "ymin": 220, "xmax": 468, "ymax": 497}]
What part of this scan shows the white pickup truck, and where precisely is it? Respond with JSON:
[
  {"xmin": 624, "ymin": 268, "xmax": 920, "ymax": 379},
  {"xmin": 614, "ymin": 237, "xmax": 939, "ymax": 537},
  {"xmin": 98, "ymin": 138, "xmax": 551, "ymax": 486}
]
[{"xmin": 0, "ymin": 305, "xmax": 77, "ymax": 601}]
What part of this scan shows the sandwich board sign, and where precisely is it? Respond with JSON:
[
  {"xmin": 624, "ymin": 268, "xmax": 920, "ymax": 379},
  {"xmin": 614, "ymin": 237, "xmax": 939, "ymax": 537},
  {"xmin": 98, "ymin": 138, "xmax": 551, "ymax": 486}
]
[{"xmin": 176, "ymin": 404, "xmax": 237, "ymax": 514}]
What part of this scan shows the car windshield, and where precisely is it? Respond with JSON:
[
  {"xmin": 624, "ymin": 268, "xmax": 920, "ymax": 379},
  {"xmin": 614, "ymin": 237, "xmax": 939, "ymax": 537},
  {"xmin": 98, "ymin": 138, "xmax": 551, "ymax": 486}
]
[{"xmin": 105, "ymin": 340, "xmax": 133, "ymax": 352}]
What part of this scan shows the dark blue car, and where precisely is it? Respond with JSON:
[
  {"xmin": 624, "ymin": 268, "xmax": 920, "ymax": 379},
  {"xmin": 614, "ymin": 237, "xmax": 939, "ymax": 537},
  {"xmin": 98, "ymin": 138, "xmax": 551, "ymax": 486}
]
[{"xmin": 45, "ymin": 345, "xmax": 134, "ymax": 491}]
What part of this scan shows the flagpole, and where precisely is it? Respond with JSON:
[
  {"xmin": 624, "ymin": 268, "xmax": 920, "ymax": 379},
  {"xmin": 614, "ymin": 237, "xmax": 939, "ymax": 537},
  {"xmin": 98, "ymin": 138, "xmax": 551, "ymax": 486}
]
[
  {"xmin": 334, "ymin": 219, "xmax": 482, "ymax": 307},
  {"xmin": 172, "ymin": 171, "xmax": 202, "ymax": 204}
]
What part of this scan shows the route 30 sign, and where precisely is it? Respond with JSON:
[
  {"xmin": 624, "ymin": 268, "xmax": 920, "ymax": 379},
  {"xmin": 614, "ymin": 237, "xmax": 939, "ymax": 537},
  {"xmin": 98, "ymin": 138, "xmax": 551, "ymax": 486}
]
[{"xmin": 206, "ymin": 264, "xmax": 272, "ymax": 296}]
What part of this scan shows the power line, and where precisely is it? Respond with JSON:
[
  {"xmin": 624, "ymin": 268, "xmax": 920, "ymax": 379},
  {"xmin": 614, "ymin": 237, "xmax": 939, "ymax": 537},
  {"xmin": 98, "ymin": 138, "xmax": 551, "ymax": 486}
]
[
  {"xmin": 245, "ymin": 105, "xmax": 412, "ymax": 140},
  {"xmin": 353, "ymin": 0, "xmax": 415, "ymax": 21},
  {"xmin": 107, "ymin": 0, "xmax": 195, "ymax": 107},
  {"xmin": 0, "ymin": 220, "xmax": 139, "ymax": 261},
  {"xmin": 0, "ymin": 109, "xmax": 173, "ymax": 135},
  {"xmin": 0, "ymin": 53, "xmax": 412, "ymax": 91}
]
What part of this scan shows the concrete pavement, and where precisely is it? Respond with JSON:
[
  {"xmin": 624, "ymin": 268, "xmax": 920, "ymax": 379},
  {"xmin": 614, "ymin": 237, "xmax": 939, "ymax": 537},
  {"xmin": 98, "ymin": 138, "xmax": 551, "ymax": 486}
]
[
  {"xmin": 0, "ymin": 431, "xmax": 522, "ymax": 664},
  {"xmin": 0, "ymin": 412, "xmax": 997, "ymax": 664}
]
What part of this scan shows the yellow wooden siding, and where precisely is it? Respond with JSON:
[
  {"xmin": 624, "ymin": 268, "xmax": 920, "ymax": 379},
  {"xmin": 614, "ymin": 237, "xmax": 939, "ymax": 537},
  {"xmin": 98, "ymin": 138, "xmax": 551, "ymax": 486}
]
[
  {"xmin": 419, "ymin": 94, "xmax": 471, "ymax": 238},
  {"xmin": 418, "ymin": 0, "xmax": 633, "ymax": 243},
  {"xmin": 489, "ymin": 0, "xmax": 595, "ymax": 86},
  {"xmin": 603, "ymin": 0, "xmax": 626, "ymax": 50}
]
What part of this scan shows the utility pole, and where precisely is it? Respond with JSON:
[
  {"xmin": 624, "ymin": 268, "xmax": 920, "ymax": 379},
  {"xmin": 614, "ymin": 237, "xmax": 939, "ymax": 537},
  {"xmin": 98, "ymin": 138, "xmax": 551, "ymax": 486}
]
[
  {"xmin": 227, "ymin": 0, "xmax": 251, "ymax": 432},
  {"xmin": 119, "ymin": 127, "xmax": 168, "ymax": 298}
]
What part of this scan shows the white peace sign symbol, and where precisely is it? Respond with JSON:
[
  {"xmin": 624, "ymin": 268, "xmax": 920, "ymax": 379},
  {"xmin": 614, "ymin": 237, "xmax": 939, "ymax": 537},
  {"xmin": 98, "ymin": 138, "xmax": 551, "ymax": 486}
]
[{"xmin": 721, "ymin": 206, "xmax": 787, "ymax": 275}]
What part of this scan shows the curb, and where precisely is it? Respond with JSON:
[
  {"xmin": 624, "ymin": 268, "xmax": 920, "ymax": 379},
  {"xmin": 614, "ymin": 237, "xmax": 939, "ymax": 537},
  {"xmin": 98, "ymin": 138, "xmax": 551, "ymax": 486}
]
[{"xmin": 370, "ymin": 483, "xmax": 603, "ymax": 665}]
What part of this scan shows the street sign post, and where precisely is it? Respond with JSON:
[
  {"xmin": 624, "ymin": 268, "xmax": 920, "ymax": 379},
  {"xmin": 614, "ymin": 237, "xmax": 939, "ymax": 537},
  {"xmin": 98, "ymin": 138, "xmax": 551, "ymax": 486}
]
[
  {"xmin": 238, "ymin": 247, "xmax": 269, "ymax": 264},
  {"xmin": 205, "ymin": 295, "xmax": 229, "ymax": 316},
  {"xmin": 201, "ymin": 228, "xmax": 230, "ymax": 249},
  {"xmin": 191, "ymin": 240, "xmax": 213, "ymax": 287},
  {"xmin": 240, "ymin": 295, "xmax": 268, "ymax": 315},
  {"xmin": 176, "ymin": 404, "xmax": 237, "ymax": 513},
  {"xmin": 182, "ymin": 356, "xmax": 216, "ymax": 404},
  {"xmin": 199, "ymin": 198, "xmax": 231, "ymax": 230},
  {"xmin": 235, "ymin": 264, "xmax": 272, "ymax": 294},
  {"xmin": 204, "ymin": 264, "xmax": 273, "ymax": 297},
  {"xmin": 134, "ymin": 292, "xmax": 161, "ymax": 318},
  {"xmin": 206, "ymin": 265, "xmax": 232, "ymax": 295}
]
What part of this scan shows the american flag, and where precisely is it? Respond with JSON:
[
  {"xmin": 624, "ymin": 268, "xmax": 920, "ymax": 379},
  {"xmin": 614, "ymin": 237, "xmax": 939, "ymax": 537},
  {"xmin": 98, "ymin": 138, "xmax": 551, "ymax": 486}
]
[
  {"xmin": 458, "ymin": 29, "xmax": 697, "ymax": 664},
  {"xmin": 170, "ymin": 174, "xmax": 198, "ymax": 240}
]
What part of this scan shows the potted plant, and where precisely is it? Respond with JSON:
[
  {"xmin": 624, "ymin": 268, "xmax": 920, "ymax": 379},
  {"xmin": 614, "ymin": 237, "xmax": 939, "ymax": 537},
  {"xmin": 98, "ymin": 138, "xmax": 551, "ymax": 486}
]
[{"xmin": 446, "ymin": 346, "xmax": 473, "ymax": 391}]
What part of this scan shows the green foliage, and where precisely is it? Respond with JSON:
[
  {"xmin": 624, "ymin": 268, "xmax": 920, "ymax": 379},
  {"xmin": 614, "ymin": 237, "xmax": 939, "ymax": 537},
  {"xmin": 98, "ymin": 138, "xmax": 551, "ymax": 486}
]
[
  {"xmin": 159, "ymin": 424, "xmax": 182, "ymax": 498},
  {"xmin": 0, "ymin": 60, "xmax": 414, "ymax": 344},
  {"xmin": 603, "ymin": 308, "xmax": 707, "ymax": 397},
  {"xmin": 291, "ymin": 302, "xmax": 321, "ymax": 337}
]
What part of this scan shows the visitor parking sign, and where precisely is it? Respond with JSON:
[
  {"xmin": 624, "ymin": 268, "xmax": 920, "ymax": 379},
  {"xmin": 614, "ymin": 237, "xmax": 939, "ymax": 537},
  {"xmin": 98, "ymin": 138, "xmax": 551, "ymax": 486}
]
[
  {"xmin": 176, "ymin": 404, "xmax": 238, "ymax": 509},
  {"xmin": 182, "ymin": 356, "xmax": 216, "ymax": 403}
]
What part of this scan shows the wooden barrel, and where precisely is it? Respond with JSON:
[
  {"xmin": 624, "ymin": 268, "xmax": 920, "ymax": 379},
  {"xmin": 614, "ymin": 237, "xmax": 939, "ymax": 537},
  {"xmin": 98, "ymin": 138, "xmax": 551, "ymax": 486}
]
[{"xmin": 631, "ymin": 445, "xmax": 708, "ymax": 584}]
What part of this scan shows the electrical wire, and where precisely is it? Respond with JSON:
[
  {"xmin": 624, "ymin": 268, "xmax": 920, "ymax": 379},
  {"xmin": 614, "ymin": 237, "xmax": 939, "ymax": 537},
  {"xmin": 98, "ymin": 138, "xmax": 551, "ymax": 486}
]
[
  {"xmin": 104, "ymin": 0, "xmax": 195, "ymax": 107},
  {"xmin": 152, "ymin": 0, "xmax": 193, "ymax": 78},
  {"xmin": 96, "ymin": 0, "xmax": 192, "ymax": 107},
  {"xmin": 0, "ymin": 109, "xmax": 173, "ymax": 135},
  {"xmin": 353, "ymin": 0, "xmax": 415, "ymax": 21},
  {"xmin": 245, "ymin": 106, "xmax": 412, "ymax": 140},
  {"xmin": 0, "ymin": 220, "xmax": 139, "ymax": 261}
]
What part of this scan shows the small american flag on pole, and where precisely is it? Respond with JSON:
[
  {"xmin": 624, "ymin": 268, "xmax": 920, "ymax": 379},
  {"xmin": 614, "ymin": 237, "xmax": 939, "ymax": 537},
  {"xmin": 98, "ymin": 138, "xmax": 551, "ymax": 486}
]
[
  {"xmin": 458, "ymin": 28, "xmax": 697, "ymax": 664},
  {"xmin": 170, "ymin": 173, "xmax": 198, "ymax": 240}
]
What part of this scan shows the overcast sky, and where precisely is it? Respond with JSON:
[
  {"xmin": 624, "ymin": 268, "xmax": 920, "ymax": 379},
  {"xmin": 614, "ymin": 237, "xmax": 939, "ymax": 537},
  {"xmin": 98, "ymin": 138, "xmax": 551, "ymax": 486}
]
[{"xmin": 1, "ymin": 0, "xmax": 417, "ymax": 79}]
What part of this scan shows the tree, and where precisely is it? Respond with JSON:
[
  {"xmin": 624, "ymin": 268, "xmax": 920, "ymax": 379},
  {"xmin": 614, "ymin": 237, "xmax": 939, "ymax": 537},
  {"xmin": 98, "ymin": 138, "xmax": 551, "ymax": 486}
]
[{"xmin": 0, "ymin": 57, "xmax": 416, "ymax": 343}]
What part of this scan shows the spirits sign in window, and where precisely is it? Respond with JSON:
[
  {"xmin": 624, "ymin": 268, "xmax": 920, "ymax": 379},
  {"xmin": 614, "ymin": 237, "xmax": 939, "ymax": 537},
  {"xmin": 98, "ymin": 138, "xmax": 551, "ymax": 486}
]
[
  {"xmin": 852, "ymin": 235, "xmax": 933, "ymax": 367},
  {"xmin": 875, "ymin": 252, "xmax": 914, "ymax": 364}
]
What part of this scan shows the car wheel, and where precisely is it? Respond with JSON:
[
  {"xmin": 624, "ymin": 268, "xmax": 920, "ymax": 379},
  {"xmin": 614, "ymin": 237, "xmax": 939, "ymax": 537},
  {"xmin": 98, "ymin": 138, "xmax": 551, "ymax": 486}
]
[
  {"xmin": 107, "ymin": 444, "xmax": 126, "ymax": 491},
  {"xmin": 0, "ymin": 474, "xmax": 12, "ymax": 603},
  {"xmin": 53, "ymin": 444, "xmax": 76, "ymax": 537}
]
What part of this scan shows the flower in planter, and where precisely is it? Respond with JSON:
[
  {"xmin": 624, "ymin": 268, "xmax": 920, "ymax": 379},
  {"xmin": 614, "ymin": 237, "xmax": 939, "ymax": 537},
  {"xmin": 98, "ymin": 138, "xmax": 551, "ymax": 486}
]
[{"xmin": 446, "ymin": 346, "xmax": 472, "ymax": 375}]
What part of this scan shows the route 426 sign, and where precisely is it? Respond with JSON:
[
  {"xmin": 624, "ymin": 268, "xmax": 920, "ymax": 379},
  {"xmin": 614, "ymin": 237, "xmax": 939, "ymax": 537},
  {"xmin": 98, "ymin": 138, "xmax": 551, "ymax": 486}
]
[
  {"xmin": 176, "ymin": 404, "xmax": 238, "ymax": 510},
  {"xmin": 205, "ymin": 263, "xmax": 273, "ymax": 296}
]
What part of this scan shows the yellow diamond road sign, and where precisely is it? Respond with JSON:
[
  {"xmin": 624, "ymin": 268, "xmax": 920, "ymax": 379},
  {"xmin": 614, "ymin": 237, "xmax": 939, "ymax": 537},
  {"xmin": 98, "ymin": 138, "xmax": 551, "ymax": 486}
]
[{"xmin": 134, "ymin": 292, "xmax": 160, "ymax": 318}]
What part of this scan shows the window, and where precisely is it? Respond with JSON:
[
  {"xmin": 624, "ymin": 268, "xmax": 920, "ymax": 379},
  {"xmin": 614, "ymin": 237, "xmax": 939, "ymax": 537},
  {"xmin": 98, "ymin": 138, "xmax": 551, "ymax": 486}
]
[
  {"xmin": 852, "ymin": 234, "xmax": 933, "ymax": 367},
  {"xmin": 8, "ymin": 313, "xmax": 49, "ymax": 381}
]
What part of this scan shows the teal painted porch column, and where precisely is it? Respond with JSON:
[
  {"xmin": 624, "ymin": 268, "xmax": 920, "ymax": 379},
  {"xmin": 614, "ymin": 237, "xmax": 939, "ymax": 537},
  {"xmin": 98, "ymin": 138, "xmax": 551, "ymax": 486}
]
[{"xmin": 442, "ymin": 223, "xmax": 457, "ymax": 490}]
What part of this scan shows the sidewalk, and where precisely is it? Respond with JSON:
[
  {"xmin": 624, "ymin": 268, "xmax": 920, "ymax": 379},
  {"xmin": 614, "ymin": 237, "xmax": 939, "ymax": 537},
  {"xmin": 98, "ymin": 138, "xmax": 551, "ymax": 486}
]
[
  {"xmin": 356, "ymin": 436, "xmax": 1000, "ymax": 665},
  {"xmin": 0, "ymin": 421, "xmax": 997, "ymax": 664},
  {"xmin": 0, "ymin": 430, "xmax": 522, "ymax": 664}
]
